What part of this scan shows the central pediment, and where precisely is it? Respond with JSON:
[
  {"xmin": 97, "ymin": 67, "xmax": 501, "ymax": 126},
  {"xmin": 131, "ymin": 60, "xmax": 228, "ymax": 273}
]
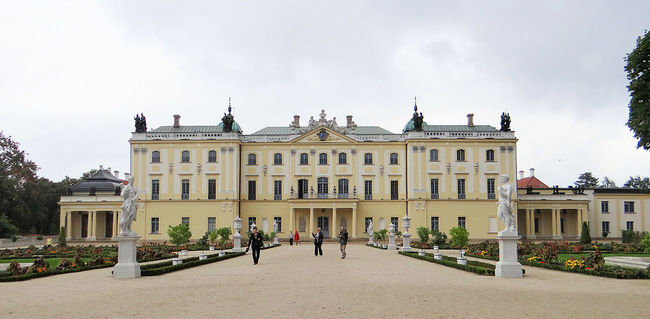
[{"xmin": 290, "ymin": 127, "xmax": 356, "ymax": 144}]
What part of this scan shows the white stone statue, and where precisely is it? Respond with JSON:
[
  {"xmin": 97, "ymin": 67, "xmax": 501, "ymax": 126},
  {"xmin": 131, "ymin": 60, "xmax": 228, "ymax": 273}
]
[
  {"xmin": 273, "ymin": 219, "xmax": 278, "ymax": 233},
  {"xmin": 497, "ymin": 175, "xmax": 515, "ymax": 232},
  {"xmin": 367, "ymin": 220, "xmax": 373, "ymax": 236},
  {"xmin": 118, "ymin": 176, "xmax": 139, "ymax": 236}
]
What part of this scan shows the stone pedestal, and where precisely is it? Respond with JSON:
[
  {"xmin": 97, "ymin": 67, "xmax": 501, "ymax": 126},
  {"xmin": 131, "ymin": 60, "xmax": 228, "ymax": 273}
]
[
  {"xmin": 495, "ymin": 231, "xmax": 523, "ymax": 278},
  {"xmin": 418, "ymin": 250, "xmax": 425, "ymax": 256},
  {"xmin": 368, "ymin": 234, "xmax": 374, "ymax": 245},
  {"xmin": 199, "ymin": 254, "xmax": 207, "ymax": 260},
  {"xmin": 433, "ymin": 246, "xmax": 442, "ymax": 260},
  {"xmin": 401, "ymin": 215, "xmax": 412, "ymax": 252},
  {"xmin": 273, "ymin": 234, "xmax": 279, "ymax": 245},
  {"xmin": 113, "ymin": 235, "xmax": 141, "ymax": 279},
  {"xmin": 388, "ymin": 223, "xmax": 397, "ymax": 250},
  {"xmin": 232, "ymin": 217, "xmax": 243, "ymax": 252},
  {"xmin": 172, "ymin": 258, "xmax": 182, "ymax": 265}
]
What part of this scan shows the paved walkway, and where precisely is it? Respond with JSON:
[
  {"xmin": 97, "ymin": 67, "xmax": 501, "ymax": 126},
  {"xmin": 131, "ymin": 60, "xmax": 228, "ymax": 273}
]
[{"xmin": 2, "ymin": 243, "xmax": 650, "ymax": 318}]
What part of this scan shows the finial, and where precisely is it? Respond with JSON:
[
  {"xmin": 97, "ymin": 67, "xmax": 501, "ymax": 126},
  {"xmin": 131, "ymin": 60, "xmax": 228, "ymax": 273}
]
[
  {"xmin": 228, "ymin": 97, "xmax": 232, "ymax": 114},
  {"xmin": 414, "ymin": 96, "xmax": 417, "ymax": 112}
]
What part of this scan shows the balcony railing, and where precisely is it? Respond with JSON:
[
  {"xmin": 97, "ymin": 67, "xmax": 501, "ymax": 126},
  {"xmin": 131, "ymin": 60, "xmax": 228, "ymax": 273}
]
[
  {"xmin": 488, "ymin": 193, "xmax": 495, "ymax": 200},
  {"xmin": 458, "ymin": 193, "xmax": 466, "ymax": 199},
  {"xmin": 431, "ymin": 193, "xmax": 439, "ymax": 199},
  {"xmin": 290, "ymin": 192, "xmax": 357, "ymax": 200}
]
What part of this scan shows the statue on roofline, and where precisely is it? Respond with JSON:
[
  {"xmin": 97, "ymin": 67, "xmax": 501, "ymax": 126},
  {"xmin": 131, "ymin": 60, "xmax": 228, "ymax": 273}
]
[
  {"xmin": 134, "ymin": 113, "xmax": 147, "ymax": 133},
  {"xmin": 500, "ymin": 112, "xmax": 511, "ymax": 132},
  {"xmin": 221, "ymin": 100, "xmax": 235, "ymax": 132}
]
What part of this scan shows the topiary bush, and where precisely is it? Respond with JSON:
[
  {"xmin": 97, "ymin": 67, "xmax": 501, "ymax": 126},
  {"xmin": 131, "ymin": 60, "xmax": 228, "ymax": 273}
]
[
  {"xmin": 58, "ymin": 226, "xmax": 66, "ymax": 247},
  {"xmin": 580, "ymin": 221, "xmax": 591, "ymax": 245},
  {"xmin": 449, "ymin": 226, "xmax": 469, "ymax": 248}
]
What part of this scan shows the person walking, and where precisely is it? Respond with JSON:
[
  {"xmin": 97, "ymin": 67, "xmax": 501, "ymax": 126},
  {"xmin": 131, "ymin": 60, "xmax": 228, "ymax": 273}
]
[
  {"xmin": 312, "ymin": 227, "xmax": 324, "ymax": 256},
  {"xmin": 337, "ymin": 226, "xmax": 348, "ymax": 259},
  {"xmin": 245, "ymin": 226, "xmax": 264, "ymax": 265},
  {"xmin": 294, "ymin": 230, "xmax": 300, "ymax": 245},
  {"xmin": 289, "ymin": 231, "xmax": 294, "ymax": 246}
]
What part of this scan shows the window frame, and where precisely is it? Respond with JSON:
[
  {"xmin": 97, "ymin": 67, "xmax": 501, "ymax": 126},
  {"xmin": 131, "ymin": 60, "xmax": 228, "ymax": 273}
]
[
  {"xmin": 429, "ymin": 149, "xmax": 439, "ymax": 162},
  {"xmin": 389, "ymin": 153, "xmax": 398, "ymax": 165},
  {"xmin": 338, "ymin": 152, "xmax": 347, "ymax": 164},
  {"xmin": 248, "ymin": 180, "xmax": 256, "ymax": 200},
  {"xmin": 602, "ymin": 221, "xmax": 610, "ymax": 233},
  {"xmin": 247, "ymin": 153, "xmax": 257, "ymax": 166},
  {"xmin": 431, "ymin": 216, "xmax": 439, "ymax": 232},
  {"xmin": 390, "ymin": 180, "xmax": 398, "ymax": 200},
  {"xmin": 273, "ymin": 153, "xmax": 283, "ymax": 165},
  {"xmin": 458, "ymin": 216, "xmax": 466, "ymax": 229},
  {"xmin": 624, "ymin": 201, "xmax": 635, "ymax": 213},
  {"xmin": 208, "ymin": 179, "xmax": 216, "ymax": 200},
  {"xmin": 299, "ymin": 153, "xmax": 309, "ymax": 165},
  {"xmin": 151, "ymin": 217, "xmax": 160, "ymax": 234},
  {"xmin": 431, "ymin": 178, "xmax": 439, "ymax": 199},
  {"xmin": 486, "ymin": 149, "xmax": 495, "ymax": 162},
  {"xmin": 152, "ymin": 151, "xmax": 161, "ymax": 163},
  {"xmin": 273, "ymin": 217, "xmax": 282, "ymax": 232},
  {"xmin": 151, "ymin": 179, "xmax": 159, "ymax": 200},
  {"xmin": 181, "ymin": 179, "xmax": 189, "ymax": 200},
  {"xmin": 181, "ymin": 150, "xmax": 190, "ymax": 163},
  {"xmin": 457, "ymin": 178, "xmax": 466, "ymax": 199},
  {"xmin": 274, "ymin": 180, "xmax": 282, "ymax": 200},
  {"xmin": 601, "ymin": 201, "xmax": 609, "ymax": 213},
  {"xmin": 319, "ymin": 153, "xmax": 328, "ymax": 165},
  {"xmin": 208, "ymin": 150, "xmax": 217, "ymax": 163},
  {"xmin": 364, "ymin": 153, "xmax": 373, "ymax": 165},
  {"xmin": 364, "ymin": 180, "xmax": 373, "ymax": 200},
  {"xmin": 208, "ymin": 217, "xmax": 216, "ymax": 232},
  {"xmin": 456, "ymin": 149, "xmax": 465, "ymax": 162},
  {"xmin": 487, "ymin": 178, "xmax": 495, "ymax": 199}
]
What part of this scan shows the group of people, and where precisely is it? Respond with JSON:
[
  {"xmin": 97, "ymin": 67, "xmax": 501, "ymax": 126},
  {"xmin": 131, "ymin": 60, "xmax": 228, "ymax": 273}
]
[{"xmin": 245, "ymin": 226, "xmax": 349, "ymax": 264}]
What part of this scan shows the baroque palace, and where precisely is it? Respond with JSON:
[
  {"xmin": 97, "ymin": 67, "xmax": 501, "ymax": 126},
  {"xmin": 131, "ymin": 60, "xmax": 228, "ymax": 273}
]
[{"xmin": 59, "ymin": 103, "xmax": 650, "ymax": 242}]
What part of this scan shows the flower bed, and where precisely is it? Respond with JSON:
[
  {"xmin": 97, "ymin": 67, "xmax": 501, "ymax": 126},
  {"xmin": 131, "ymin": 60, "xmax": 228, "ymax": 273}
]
[
  {"xmin": 399, "ymin": 251, "xmax": 495, "ymax": 276},
  {"xmin": 0, "ymin": 256, "xmax": 115, "ymax": 282}
]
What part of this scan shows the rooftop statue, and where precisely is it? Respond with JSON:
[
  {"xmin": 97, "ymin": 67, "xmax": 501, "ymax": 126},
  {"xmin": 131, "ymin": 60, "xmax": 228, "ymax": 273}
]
[
  {"xmin": 500, "ymin": 112, "xmax": 511, "ymax": 132},
  {"xmin": 412, "ymin": 101, "xmax": 424, "ymax": 131},
  {"xmin": 134, "ymin": 113, "xmax": 147, "ymax": 133},
  {"xmin": 221, "ymin": 103, "xmax": 234, "ymax": 133}
]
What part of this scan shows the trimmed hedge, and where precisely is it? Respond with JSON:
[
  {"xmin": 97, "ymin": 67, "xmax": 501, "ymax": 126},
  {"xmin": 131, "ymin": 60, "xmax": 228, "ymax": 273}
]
[
  {"xmin": 0, "ymin": 263, "xmax": 114, "ymax": 282},
  {"xmin": 399, "ymin": 251, "xmax": 495, "ymax": 276},
  {"xmin": 465, "ymin": 252, "xmax": 499, "ymax": 261},
  {"xmin": 366, "ymin": 244, "xmax": 388, "ymax": 250},
  {"xmin": 140, "ymin": 252, "xmax": 245, "ymax": 276}
]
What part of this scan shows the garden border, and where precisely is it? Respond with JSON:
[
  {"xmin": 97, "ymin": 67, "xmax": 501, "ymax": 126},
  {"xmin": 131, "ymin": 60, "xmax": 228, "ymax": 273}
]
[{"xmin": 399, "ymin": 251, "xmax": 495, "ymax": 276}]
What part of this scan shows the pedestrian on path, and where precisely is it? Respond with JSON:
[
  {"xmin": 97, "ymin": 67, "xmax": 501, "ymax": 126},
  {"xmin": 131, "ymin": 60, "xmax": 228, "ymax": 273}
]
[
  {"xmin": 312, "ymin": 227, "xmax": 324, "ymax": 256},
  {"xmin": 289, "ymin": 231, "xmax": 294, "ymax": 246},
  {"xmin": 294, "ymin": 230, "xmax": 300, "ymax": 245},
  {"xmin": 337, "ymin": 226, "xmax": 348, "ymax": 259},
  {"xmin": 246, "ymin": 226, "xmax": 264, "ymax": 265}
]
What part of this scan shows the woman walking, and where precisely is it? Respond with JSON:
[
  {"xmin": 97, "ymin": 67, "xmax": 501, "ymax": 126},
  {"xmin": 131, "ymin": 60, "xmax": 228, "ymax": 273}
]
[
  {"xmin": 246, "ymin": 226, "xmax": 264, "ymax": 265},
  {"xmin": 289, "ymin": 231, "xmax": 294, "ymax": 246},
  {"xmin": 294, "ymin": 230, "xmax": 300, "ymax": 245}
]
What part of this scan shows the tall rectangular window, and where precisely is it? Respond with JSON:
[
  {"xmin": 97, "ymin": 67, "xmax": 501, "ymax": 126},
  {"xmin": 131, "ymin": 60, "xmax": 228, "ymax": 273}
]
[
  {"xmin": 338, "ymin": 152, "xmax": 347, "ymax": 164},
  {"xmin": 429, "ymin": 149, "xmax": 438, "ymax": 161},
  {"xmin": 601, "ymin": 201, "xmax": 609, "ymax": 213},
  {"xmin": 208, "ymin": 217, "xmax": 216, "ymax": 232},
  {"xmin": 208, "ymin": 179, "xmax": 216, "ymax": 200},
  {"xmin": 248, "ymin": 180, "xmax": 256, "ymax": 200},
  {"xmin": 364, "ymin": 180, "xmax": 373, "ymax": 200},
  {"xmin": 391, "ymin": 217, "xmax": 399, "ymax": 229},
  {"xmin": 151, "ymin": 179, "xmax": 159, "ymax": 200},
  {"xmin": 181, "ymin": 179, "xmax": 189, "ymax": 200},
  {"xmin": 181, "ymin": 151, "xmax": 190, "ymax": 163},
  {"xmin": 431, "ymin": 217, "xmax": 439, "ymax": 231},
  {"xmin": 300, "ymin": 153, "xmax": 309, "ymax": 165},
  {"xmin": 274, "ymin": 217, "xmax": 282, "ymax": 232},
  {"xmin": 390, "ymin": 180, "xmax": 398, "ymax": 200},
  {"xmin": 624, "ymin": 201, "xmax": 635, "ymax": 213},
  {"xmin": 431, "ymin": 178, "xmax": 439, "ymax": 199},
  {"xmin": 487, "ymin": 178, "xmax": 495, "ymax": 199},
  {"xmin": 364, "ymin": 217, "xmax": 373, "ymax": 233},
  {"xmin": 274, "ymin": 180, "xmax": 282, "ymax": 200},
  {"xmin": 273, "ymin": 153, "xmax": 282, "ymax": 165},
  {"xmin": 458, "ymin": 216, "xmax": 466, "ymax": 228},
  {"xmin": 626, "ymin": 221, "xmax": 634, "ymax": 231},
  {"xmin": 182, "ymin": 217, "xmax": 190, "ymax": 226},
  {"xmin": 151, "ymin": 217, "xmax": 159, "ymax": 234},
  {"xmin": 338, "ymin": 179, "xmax": 349, "ymax": 198},
  {"xmin": 457, "ymin": 178, "xmax": 466, "ymax": 199},
  {"xmin": 602, "ymin": 221, "xmax": 610, "ymax": 233},
  {"xmin": 534, "ymin": 218, "xmax": 539, "ymax": 233},
  {"xmin": 248, "ymin": 217, "xmax": 256, "ymax": 230},
  {"xmin": 560, "ymin": 217, "xmax": 565, "ymax": 233},
  {"xmin": 208, "ymin": 150, "xmax": 217, "ymax": 163}
]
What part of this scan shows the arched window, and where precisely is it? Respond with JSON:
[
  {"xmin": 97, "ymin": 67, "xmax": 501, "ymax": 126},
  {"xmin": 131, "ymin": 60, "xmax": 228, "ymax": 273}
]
[
  {"xmin": 486, "ymin": 149, "xmax": 495, "ymax": 161},
  {"xmin": 317, "ymin": 177, "xmax": 328, "ymax": 198},
  {"xmin": 389, "ymin": 153, "xmax": 398, "ymax": 165},
  {"xmin": 274, "ymin": 153, "xmax": 282, "ymax": 165},
  {"xmin": 152, "ymin": 151, "xmax": 160, "ymax": 163},
  {"xmin": 248, "ymin": 153, "xmax": 257, "ymax": 165},
  {"xmin": 319, "ymin": 153, "xmax": 328, "ymax": 165},
  {"xmin": 338, "ymin": 152, "xmax": 347, "ymax": 164},
  {"xmin": 430, "ymin": 149, "xmax": 438, "ymax": 162},
  {"xmin": 208, "ymin": 150, "xmax": 217, "ymax": 163},
  {"xmin": 300, "ymin": 153, "xmax": 309, "ymax": 165},
  {"xmin": 456, "ymin": 149, "xmax": 465, "ymax": 162},
  {"xmin": 364, "ymin": 153, "xmax": 373, "ymax": 165},
  {"xmin": 181, "ymin": 150, "xmax": 190, "ymax": 163}
]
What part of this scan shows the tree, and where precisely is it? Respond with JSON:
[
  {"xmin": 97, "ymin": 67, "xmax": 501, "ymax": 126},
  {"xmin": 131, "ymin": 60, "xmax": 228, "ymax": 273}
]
[
  {"xmin": 599, "ymin": 176, "xmax": 617, "ymax": 188},
  {"xmin": 624, "ymin": 30, "xmax": 650, "ymax": 150},
  {"xmin": 574, "ymin": 172, "xmax": 599, "ymax": 188},
  {"xmin": 623, "ymin": 175, "xmax": 650, "ymax": 189},
  {"xmin": 449, "ymin": 226, "xmax": 469, "ymax": 248},
  {"xmin": 580, "ymin": 221, "xmax": 591, "ymax": 245},
  {"xmin": 416, "ymin": 226, "xmax": 430, "ymax": 244},
  {"xmin": 0, "ymin": 214, "xmax": 19, "ymax": 238},
  {"xmin": 167, "ymin": 224, "xmax": 192, "ymax": 248},
  {"xmin": 216, "ymin": 227, "xmax": 232, "ymax": 250}
]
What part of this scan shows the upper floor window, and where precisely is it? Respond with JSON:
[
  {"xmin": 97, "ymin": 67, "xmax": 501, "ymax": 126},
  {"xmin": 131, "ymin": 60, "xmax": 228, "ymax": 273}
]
[
  {"xmin": 274, "ymin": 153, "xmax": 283, "ymax": 165},
  {"xmin": 181, "ymin": 150, "xmax": 190, "ymax": 163},
  {"xmin": 319, "ymin": 153, "xmax": 328, "ymax": 165},
  {"xmin": 486, "ymin": 149, "xmax": 495, "ymax": 161},
  {"xmin": 300, "ymin": 153, "xmax": 309, "ymax": 165},
  {"xmin": 208, "ymin": 150, "xmax": 217, "ymax": 163},
  {"xmin": 624, "ymin": 201, "xmax": 635, "ymax": 213},
  {"xmin": 456, "ymin": 149, "xmax": 465, "ymax": 162},
  {"xmin": 430, "ymin": 149, "xmax": 439, "ymax": 162},
  {"xmin": 457, "ymin": 178, "xmax": 466, "ymax": 199},
  {"xmin": 248, "ymin": 153, "xmax": 257, "ymax": 165},
  {"xmin": 601, "ymin": 201, "xmax": 609, "ymax": 213},
  {"xmin": 364, "ymin": 153, "xmax": 373, "ymax": 165},
  {"xmin": 152, "ymin": 151, "xmax": 161, "ymax": 163},
  {"xmin": 338, "ymin": 152, "xmax": 347, "ymax": 164},
  {"xmin": 389, "ymin": 153, "xmax": 398, "ymax": 165}
]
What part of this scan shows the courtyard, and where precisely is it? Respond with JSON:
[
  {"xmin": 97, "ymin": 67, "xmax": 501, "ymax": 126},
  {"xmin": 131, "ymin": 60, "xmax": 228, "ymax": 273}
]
[{"xmin": 2, "ymin": 243, "xmax": 649, "ymax": 318}]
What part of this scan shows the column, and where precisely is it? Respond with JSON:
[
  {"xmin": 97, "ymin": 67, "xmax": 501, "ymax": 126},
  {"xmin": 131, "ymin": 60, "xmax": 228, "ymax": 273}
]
[
  {"xmin": 88, "ymin": 211, "xmax": 96, "ymax": 241},
  {"xmin": 66, "ymin": 211, "xmax": 72, "ymax": 240},
  {"xmin": 332, "ymin": 208, "xmax": 337, "ymax": 236},
  {"xmin": 309, "ymin": 208, "xmax": 314, "ymax": 234},
  {"xmin": 289, "ymin": 208, "xmax": 295, "ymax": 233},
  {"xmin": 113, "ymin": 211, "xmax": 119, "ymax": 239},
  {"xmin": 577, "ymin": 209, "xmax": 583, "ymax": 236},
  {"xmin": 552, "ymin": 209, "xmax": 561, "ymax": 239},
  {"xmin": 352, "ymin": 207, "xmax": 357, "ymax": 239},
  {"xmin": 527, "ymin": 209, "xmax": 535, "ymax": 239}
]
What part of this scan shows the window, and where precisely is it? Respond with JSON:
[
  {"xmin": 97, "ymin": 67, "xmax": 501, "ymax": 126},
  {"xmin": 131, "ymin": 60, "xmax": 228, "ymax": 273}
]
[
  {"xmin": 457, "ymin": 178, "xmax": 466, "ymax": 199},
  {"xmin": 274, "ymin": 217, "xmax": 282, "ymax": 232},
  {"xmin": 338, "ymin": 179, "xmax": 349, "ymax": 198},
  {"xmin": 486, "ymin": 149, "xmax": 495, "ymax": 161},
  {"xmin": 273, "ymin": 153, "xmax": 282, "ymax": 165},
  {"xmin": 208, "ymin": 217, "xmax": 216, "ymax": 232},
  {"xmin": 626, "ymin": 221, "xmax": 634, "ymax": 231},
  {"xmin": 487, "ymin": 178, "xmax": 495, "ymax": 199},
  {"xmin": 338, "ymin": 152, "xmax": 347, "ymax": 164},
  {"xmin": 208, "ymin": 179, "xmax": 216, "ymax": 200},
  {"xmin": 181, "ymin": 179, "xmax": 189, "ymax": 200},
  {"xmin": 431, "ymin": 217, "xmax": 439, "ymax": 232},
  {"xmin": 181, "ymin": 150, "xmax": 190, "ymax": 163},
  {"xmin": 274, "ymin": 180, "xmax": 282, "ymax": 200},
  {"xmin": 456, "ymin": 149, "xmax": 465, "ymax": 161},
  {"xmin": 364, "ymin": 153, "xmax": 373, "ymax": 165},
  {"xmin": 208, "ymin": 150, "xmax": 217, "ymax": 163},
  {"xmin": 364, "ymin": 180, "xmax": 373, "ymax": 200},
  {"xmin": 247, "ymin": 153, "xmax": 257, "ymax": 165},
  {"xmin": 389, "ymin": 153, "xmax": 398, "ymax": 165},
  {"xmin": 602, "ymin": 221, "xmax": 610, "ymax": 234},
  {"xmin": 300, "ymin": 153, "xmax": 309, "ymax": 165},
  {"xmin": 560, "ymin": 217, "xmax": 565, "ymax": 233},
  {"xmin": 151, "ymin": 180, "xmax": 159, "ymax": 200},
  {"xmin": 430, "ymin": 149, "xmax": 438, "ymax": 162},
  {"xmin": 298, "ymin": 179, "xmax": 308, "ymax": 199},
  {"xmin": 151, "ymin": 217, "xmax": 159, "ymax": 234},
  {"xmin": 458, "ymin": 216, "xmax": 466, "ymax": 228},
  {"xmin": 534, "ymin": 218, "xmax": 539, "ymax": 233},
  {"xmin": 391, "ymin": 217, "xmax": 399, "ymax": 230},
  {"xmin": 248, "ymin": 180, "xmax": 256, "ymax": 200},
  {"xmin": 624, "ymin": 201, "xmax": 635, "ymax": 213},
  {"xmin": 152, "ymin": 151, "xmax": 160, "ymax": 163},
  {"xmin": 248, "ymin": 217, "xmax": 257, "ymax": 230},
  {"xmin": 317, "ymin": 177, "xmax": 328, "ymax": 198},
  {"xmin": 365, "ymin": 217, "xmax": 373, "ymax": 233},
  {"xmin": 431, "ymin": 178, "xmax": 439, "ymax": 199},
  {"xmin": 390, "ymin": 180, "xmax": 398, "ymax": 200},
  {"xmin": 182, "ymin": 217, "xmax": 190, "ymax": 226},
  {"xmin": 319, "ymin": 153, "xmax": 328, "ymax": 165},
  {"xmin": 601, "ymin": 201, "xmax": 609, "ymax": 213}
]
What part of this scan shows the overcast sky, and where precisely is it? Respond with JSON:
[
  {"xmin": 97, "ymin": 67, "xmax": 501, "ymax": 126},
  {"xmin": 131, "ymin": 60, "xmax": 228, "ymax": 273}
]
[{"xmin": 1, "ymin": 1, "xmax": 649, "ymax": 187}]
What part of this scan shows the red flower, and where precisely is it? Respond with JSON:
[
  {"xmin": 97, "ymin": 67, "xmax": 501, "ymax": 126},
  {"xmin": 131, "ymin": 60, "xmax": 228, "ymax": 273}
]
[{"xmin": 540, "ymin": 261, "xmax": 545, "ymax": 264}]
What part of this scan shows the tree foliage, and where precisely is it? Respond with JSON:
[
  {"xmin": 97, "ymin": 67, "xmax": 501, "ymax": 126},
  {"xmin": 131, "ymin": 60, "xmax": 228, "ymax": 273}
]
[
  {"xmin": 449, "ymin": 226, "xmax": 469, "ymax": 248},
  {"xmin": 599, "ymin": 176, "xmax": 617, "ymax": 188},
  {"xmin": 624, "ymin": 30, "xmax": 650, "ymax": 150},
  {"xmin": 623, "ymin": 175, "xmax": 650, "ymax": 189},
  {"xmin": 167, "ymin": 223, "xmax": 192, "ymax": 247},
  {"xmin": 580, "ymin": 222, "xmax": 591, "ymax": 245},
  {"xmin": 574, "ymin": 172, "xmax": 599, "ymax": 188}
]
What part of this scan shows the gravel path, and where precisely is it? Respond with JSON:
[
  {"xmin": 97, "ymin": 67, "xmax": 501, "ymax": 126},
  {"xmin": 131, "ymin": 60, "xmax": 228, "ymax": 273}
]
[{"xmin": 2, "ymin": 243, "xmax": 649, "ymax": 318}]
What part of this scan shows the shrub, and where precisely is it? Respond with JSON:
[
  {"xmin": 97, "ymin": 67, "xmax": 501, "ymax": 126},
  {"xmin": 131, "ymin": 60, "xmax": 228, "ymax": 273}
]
[
  {"xmin": 621, "ymin": 230, "xmax": 645, "ymax": 244},
  {"xmin": 416, "ymin": 227, "xmax": 430, "ymax": 244},
  {"xmin": 534, "ymin": 242, "xmax": 559, "ymax": 264},
  {"xmin": 449, "ymin": 226, "xmax": 469, "ymax": 248},
  {"xmin": 11, "ymin": 234, "xmax": 17, "ymax": 242},
  {"xmin": 29, "ymin": 257, "xmax": 49, "ymax": 273},
  {"xmin": 167, "ymin": 224, "xmax": 192, "ymax": 248},
  {"xmin": 642, "ymin": 233, "xmax": 650, "ymax": 253},
  {"xmin": 216, "ymin": 227, "xmax": 232, "ymax": 249},
  {"xmin": 602, "ymin": 231, "xmax": 609, "ymax": 238},
  {"xmin": 7, "ymin": 261, "xmax": 27, "ymax": 276},
  {"xmin": 430, "ymin": 230, "xmax": 447, "ymax": 246},
  {"xmin": 583, "ymin": 249, "xmax": 604, "ymax": 270},
  {"xmin": 196, "ymin": 232, "xmax": 209, "ymax": 247},
  {"xmin": 580, "ymin": 222, "xmax": 591, "ymax": 245},
  {"xmin": 394, "ymin": 230, "xmax": 402, "ymax": 238},
  {"xmin": 208, "ymin": 230, "xmax": 219, "ymax": 246},
  {"xmin": 58, "ymin": 227, "xmax": 67, "ymax": 247},
  {"xmin": 373, "ymin": 229, "xmax": 388, "ymax": 241},
  {"xmin": 0, "ymin": 214, "xmax": 19, "ymax": 238}
]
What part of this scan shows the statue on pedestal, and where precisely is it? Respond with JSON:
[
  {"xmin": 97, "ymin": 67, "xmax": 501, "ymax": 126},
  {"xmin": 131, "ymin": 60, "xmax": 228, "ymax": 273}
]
[
  {"xmin": 118, "ymin": 176, "xmax": 139, "ymax": 236},
  {"xmin": 497, "ymin": 175, "xmax": 515, "ymax": 233},
  {"xmin": 134, "ymin": 113, "xmax": 147, "ymax": 133},
  {"xmin": 367, "ymin": 220, "xmax": 373, "ymax": 237},
  {"xmin": 221, "ymin": 101, "xmax": 235, "ymax": 133},
  {"xmin": 273, "ymin": 219, "xmax": 278, "ymax": 233},
  {"xmin": 500, "ymin": 112, "xmax": 511, "ymax": 132}
]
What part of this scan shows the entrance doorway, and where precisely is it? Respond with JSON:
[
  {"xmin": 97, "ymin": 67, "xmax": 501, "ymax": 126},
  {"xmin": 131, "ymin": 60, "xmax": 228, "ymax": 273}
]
[{"xmin": 317, "ymin": 216, "xmax": 329, "ymax": 237}]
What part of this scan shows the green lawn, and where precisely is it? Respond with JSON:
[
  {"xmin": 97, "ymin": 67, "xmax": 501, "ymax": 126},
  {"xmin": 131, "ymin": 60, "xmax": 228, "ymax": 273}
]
[
  {"xmin": 0, "ymin": 258, "xmax": 90, "ymax": 268},
  {"xmin": 558, "ymin": 253, "xmax": 650, "ymax": 262}
]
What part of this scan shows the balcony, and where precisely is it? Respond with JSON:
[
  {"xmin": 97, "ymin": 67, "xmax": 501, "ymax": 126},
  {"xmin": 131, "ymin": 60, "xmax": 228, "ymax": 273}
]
[
  {"xmin": 488, "ymin": 193, "xmax": 495, "ymax": 200},
  {"xmin": 290, "ymin": 192, "xmax": 357, "ymax": 200},
  {"xmin": 431, "ymin": 193, "xmax": 439, "ymax": 199},
  {"xmin": 458, "ymin": 193, "xmax": 466, "ymax": 199}
]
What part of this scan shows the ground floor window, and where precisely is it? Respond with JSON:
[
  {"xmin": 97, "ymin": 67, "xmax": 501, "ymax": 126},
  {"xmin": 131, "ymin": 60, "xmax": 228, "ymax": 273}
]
[
  {"xmin": 391, "ymin": 216, "xmax": 399, "ymax": 229},
  {"xmin": 151, "ymin": 217, "xmax": 159, "ymax": 234},
  {"xmin": 431, "ymin": 216, "xmax": 439, "ymax": 232},
  {"xmin": 208, "ymin": 217, "xmax": 216, "ymax": 232},
  {"xmin": 457, "ymin": 216, "xmax": 466, "ymax": 229},
  {"xmin": 248, "ymin": 217, "xmax": 257, "ymax": 230},
  {"xmin": 626, "ymin": 221, "xmax": 634, "ymax": 231},
  {"xmin": 181, "ymin": 217, "xmax": 190, "ymax": 226},
  {"xmin": 602, "ymin": 221, "xmax": 610, "ymax": 234}
]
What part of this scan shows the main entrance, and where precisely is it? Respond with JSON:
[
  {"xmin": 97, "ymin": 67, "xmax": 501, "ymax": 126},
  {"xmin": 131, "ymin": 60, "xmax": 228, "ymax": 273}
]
[{"xmin": 317, "ymin": 216, "xmax": 329, "ymax": 238}]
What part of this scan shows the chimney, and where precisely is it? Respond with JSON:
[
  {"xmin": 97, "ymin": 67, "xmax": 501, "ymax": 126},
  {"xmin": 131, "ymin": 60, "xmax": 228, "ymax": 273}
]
[
  {"xmin": 114, "ymin": 170, "xmax": 119, "ymax": 179},
  {"xmin": 173, "ymin": 114, "xmax": 181, "ymax": 128},
  {"xmin": 467, "ymin": 113, "xmax": 474, "ymax": 127},
  {"xmin": 518, "ymin": 170, "xmax": 524, "ymax": 180},
  {"xmin": 99, "ymin": 164, "xmax": 104, "ymax": 171},
  {"xmin": 346, "ymin": 115, "xmax": 353, "ymax": 127},
  {"xmin": 529, "ymin": 168, "xmax": 535, "ymax": 177},
  {"xmin": 293, "ymin": 115, "xmax": 300, "ymax": 127}
]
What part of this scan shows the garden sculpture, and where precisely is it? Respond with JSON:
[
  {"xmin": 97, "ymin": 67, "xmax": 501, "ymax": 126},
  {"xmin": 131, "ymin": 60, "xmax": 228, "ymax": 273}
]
[
  {"xmin": 497, "ymin": 175, "xmax": 515, "ymax": 232},
  {"xmin": 118, "ymin": 176, "xmax": 139, "ymax": 236}
]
